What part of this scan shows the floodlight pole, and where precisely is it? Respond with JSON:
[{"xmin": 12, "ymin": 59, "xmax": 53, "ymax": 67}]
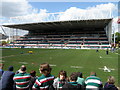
[{"xmin": 112, "ymin": 26, "xmax": 115, "ymax": 47}]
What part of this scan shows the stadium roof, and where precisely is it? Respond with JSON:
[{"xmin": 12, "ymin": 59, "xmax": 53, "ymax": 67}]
[{"xmin": 3, "ymin": 19, "xmax": 112, "ymax": 32}]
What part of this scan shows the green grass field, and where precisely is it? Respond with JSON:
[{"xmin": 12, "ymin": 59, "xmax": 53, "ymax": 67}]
[{"xmin": 1, "ymin": 48, "xmax": 118, "ymax": 86}]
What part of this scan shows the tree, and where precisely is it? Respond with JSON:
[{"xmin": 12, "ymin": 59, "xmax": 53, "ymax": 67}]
[
  {"xmin": 115, "ymin": 32, "xmax": 120, "ymax": 43},
  {"xmin": 1, "ymin": 41, "xmax": 7, "ymax": 46},
  {"xmin": 112, "ymin": 32, "xmax": 120, "ymax": 43}
]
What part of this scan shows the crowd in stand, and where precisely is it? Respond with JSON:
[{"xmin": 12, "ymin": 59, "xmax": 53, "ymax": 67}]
[{"xmin": 0, "ymin": 63, "xmax": 118, "ymax": 90}]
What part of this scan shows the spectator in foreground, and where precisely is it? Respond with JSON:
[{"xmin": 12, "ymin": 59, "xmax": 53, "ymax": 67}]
[
  {"xmin": 0, "ymin": 66, "xmax": 15, "ymax": 90},
  {"xmin": 13, "ymin": 66, "xmax": 31, "ymax": 90},
  {"xmin": 62, "ymin": 72, "xmax": 84, "ymax": 90},
  {"xmin": 104, "ymin": 76, "xmax": 118, "ymax": 90},
  {"xmin": 85, "ymin": 72, "xmax": 103, "ymax": 90},
  {"xmin": 76, "ymin": 72, "xmax": 85, "ymax": 86},
  {"xmin": 33, "ymin": 63, "xmax": 55, "ymax": 89},
  {"xmin": 29, "ymin": 70, "xmax": 38, "ymax": 90},
  {"xmin": 53, "ymin": 70, "xmax": 68, "ymax": 89},
  {"xmin": 15, "ymin": 65, "xmax": 26, "ymax": 74},
  {"xmin": 0, "ymin": 63, "xmax": 4, "ymax": 79}
]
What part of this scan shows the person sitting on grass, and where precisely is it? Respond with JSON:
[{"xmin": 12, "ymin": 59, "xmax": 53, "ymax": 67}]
[
  {"xmin": 62, "ymin": 72, "xmax": 84, "ymax": 90},
  {"xmin": 53, "ymin": 70, "xmax": 68, "ymax": 89},
  {"xmin": 32, "ymin": 63, "xmax": 55, "ymax": 90},
  {"xmin": 104, "ymin": 76, "xmax": 118, "ymax": 90}
]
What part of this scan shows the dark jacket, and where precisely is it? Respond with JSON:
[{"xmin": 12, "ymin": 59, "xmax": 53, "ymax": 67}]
[
  {"xmin": 0, "ymin": 71, "xmax": 15, "ymax": 90},
  {"xmin": 62, "ymin": 82, "xmax": 84, "ymax": 90},
  {"xmin": 0, "ymin": 69, "xmax": 4, "ymax": 79},
  {"xmin": 104, "ymin": 83, "xmax": 118, "ymax": 90},
  {"xmin": 29, "ymin": 76, "xmax": 37, "ymax": 90}
]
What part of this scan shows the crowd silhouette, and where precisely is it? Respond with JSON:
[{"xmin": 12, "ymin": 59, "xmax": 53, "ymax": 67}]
[{"xmin": 0, "ymin": 63, "xmax": 118, "ymax": 90}]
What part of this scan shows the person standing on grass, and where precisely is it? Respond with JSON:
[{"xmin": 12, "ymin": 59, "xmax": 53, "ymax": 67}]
[
  {"xmin": 32, "ymin": 63, "xmax": 55, "ymax": 90},
  {"xmin": 13, "ymin": 66, "xmax": 31, "ymax": 90},
  {"xmin": 96, "ymin": 49, "xmax": 99, "ymax": 52},
  {"xmin": 106, "ymin": 48, "xmax": 109, "ymax": 55}
]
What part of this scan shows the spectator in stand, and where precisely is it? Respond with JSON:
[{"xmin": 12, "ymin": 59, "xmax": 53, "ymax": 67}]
[
  {"xmin": 85, "ymin": 72, "xmax": 103, "ymax": 90},
  {"xmin": 62, "ymin": 72, "xmax": 84, "ymax": 90},
  {"xmin": 53, "ymin": 70, "xmax": 68, "ymax": 89},
  {"xmin": 29, "ymin": 70, "xmax": 38, "ymax": 90},
  {"xmin": 0, "ymin": 66, "xmax": 15, "ymax": 90},
  {"xmin": 13, "ymin": 66, "xmax": 31, "ymax": 90},
  {"xmin": 104, "ymin": 76, "xmax": 118, "ymax": 90},
  {"xmin": 0, "ymin": 63, "xmax": 4, "ymax": 79},
  {"xmin": 32, "ymin": 63, "xmax": 55, "ymax": 89},
  {"xmin": 76, "ymin": 72, "xmax": 85, "ymax": 86}
]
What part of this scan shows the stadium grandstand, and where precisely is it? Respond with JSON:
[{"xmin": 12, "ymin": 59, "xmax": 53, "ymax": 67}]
[{"xmin": 3, "ymin": 18, "xmax": 113, "ymax": 49}]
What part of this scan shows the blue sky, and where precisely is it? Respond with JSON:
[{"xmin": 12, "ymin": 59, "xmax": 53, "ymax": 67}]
[
  {"xmin": 29, "ymin": 2, "xmax": 118, "ymax": 13},
  {"xmin": 0, "ymin": 0, "xmax": 119, "ymax": 35}
]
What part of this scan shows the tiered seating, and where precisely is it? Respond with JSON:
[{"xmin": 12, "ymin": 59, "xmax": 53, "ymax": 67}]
[{"xmin": 12, "ymin": 29, "xmax": 110, "ymax": 48}]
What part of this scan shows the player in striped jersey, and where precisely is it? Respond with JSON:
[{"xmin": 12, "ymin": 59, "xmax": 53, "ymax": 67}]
[
  {"xmin": 33, "ymin": 63, "xmax": 55, "ymax": 90},
  {"xmin": 13, "ymin": 66, "xmax": 31, "ymax": 90},
  {"xmin": 85, "ymin": 72, "xmax": 103, "ymax": 90}
]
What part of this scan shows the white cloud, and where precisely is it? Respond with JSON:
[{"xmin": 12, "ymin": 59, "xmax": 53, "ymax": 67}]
[
  {"xmin": 1, "ymin": 2, "xmax": 119, "ymax": 36},
  {"xmin": 1, "ymin": 0, "xmax": 32, "ymax": 18},
  {"xmin": 58, "ymin": 3, "xmax": 117, "ymax": 20},
  {"xmin": 8, "ymin": 9, "xmax": 49, "ymax": 24}
]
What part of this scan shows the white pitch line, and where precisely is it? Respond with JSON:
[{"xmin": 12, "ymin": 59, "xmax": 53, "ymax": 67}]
[
  {"xmin": 70, "ymin": 66, "xmax": 83, "ymax": 69},
  {"xmin": 19, "ymin": 62, "xmax": 28, "ymax": 64},
  {"xmin": 98, "ymin": 66, "xmax": 115, "ymax": 72},
  {"xmin": 99, "ymin": 56, "xmax": 117, "ymax": 59},
  {"xmin": 100, "ymin": 56, "xmax": 102, "ymax": 58},
  {"xmin": 50, "ymin": 64, "xmax": 56, "ymax": 66},
  {"xmin": 0, "ymin": 60, "xmax": 5, "ymax": 62},
  {"xmin": 104, "ymin": 57, "xmax": 113, "ymax": 58}
]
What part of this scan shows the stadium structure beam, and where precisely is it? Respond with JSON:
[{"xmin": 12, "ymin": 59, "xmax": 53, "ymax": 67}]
[
  {"xmin": 1, "ymin": 26, "xmax": 7, "ymax": 35},
  {"xmin": 2, "ymin": 19, "xmax": 112, "ymax": 32}
]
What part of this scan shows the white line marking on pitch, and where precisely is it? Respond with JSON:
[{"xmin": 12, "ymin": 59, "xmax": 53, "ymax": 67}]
[
  {"xmin": 99, "ymin": 56, "xmax": 116, "ymax": 58},
  {"xmin": 0, "ymin": 60, "xmax": 5, "ymax": 62},
  {"xmin": 100, "ymin": 56, "xmax": 102, "ymax": 58},
  {"xmin": 70, "ymin": 66, "xmax": 83, "ymax": 69},
  {"xmin": 99, "ymin": 66, "xmax": 115, "ymax": 72},
  {"xmin": 19, "ymin": 62, "xmax": 28, "ymax": 64},
  {"xmin": 50, "ymin": 64, "xmax": 56, "ymax": 66}
]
